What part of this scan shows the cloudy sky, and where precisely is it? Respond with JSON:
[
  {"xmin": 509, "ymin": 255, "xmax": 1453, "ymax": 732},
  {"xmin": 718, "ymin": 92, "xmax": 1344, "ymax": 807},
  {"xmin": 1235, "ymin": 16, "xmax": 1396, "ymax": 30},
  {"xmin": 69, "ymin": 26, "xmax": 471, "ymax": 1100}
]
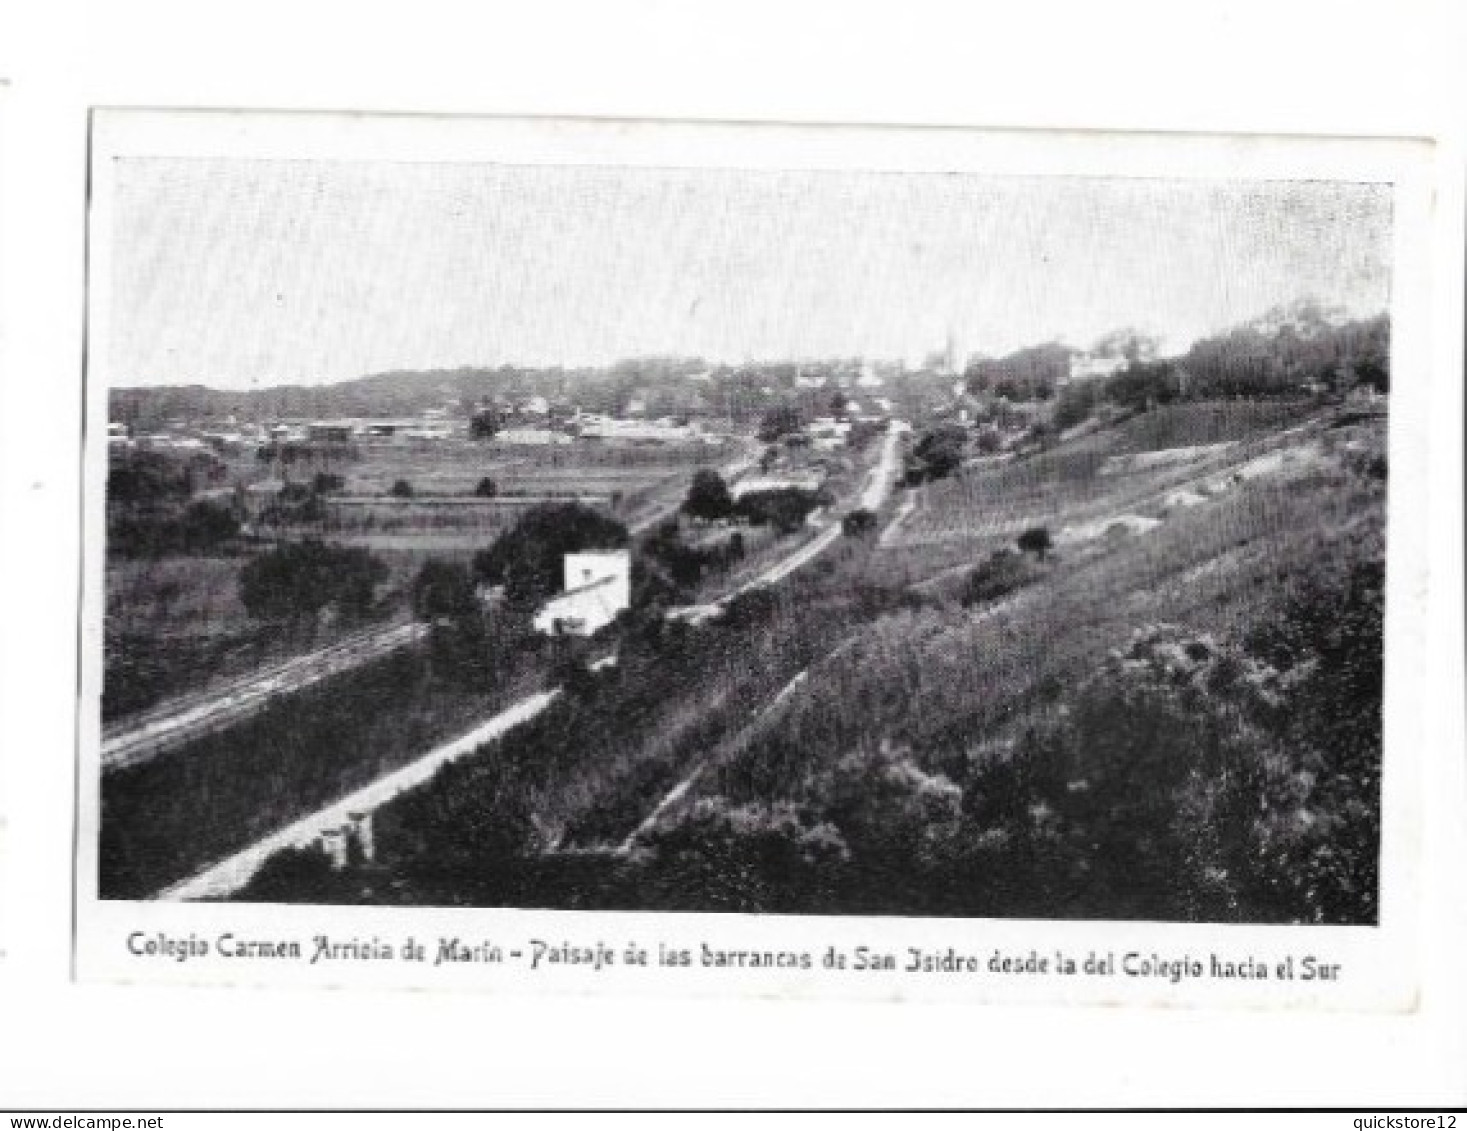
[{"xmin": 107, "ymin": 159, "xmax": 1392, "ymax": 389}]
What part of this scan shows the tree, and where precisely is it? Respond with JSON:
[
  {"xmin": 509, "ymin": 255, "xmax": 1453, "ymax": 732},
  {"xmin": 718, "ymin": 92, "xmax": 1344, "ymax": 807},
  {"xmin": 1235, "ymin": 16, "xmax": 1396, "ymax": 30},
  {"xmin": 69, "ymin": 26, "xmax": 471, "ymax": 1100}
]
[
  {"xmin": 1017, "ymin": 526, "xmax": 1053, "ymax": 562},
  {"xmin": 472, "ymin": 502, "xmax": 629, "ymax": 606},
  {"xmin": 682, "ymin": 469, "xmax": 733, "ymax": 522},
  {"xmin": 469, "ymin": 406, "xmax": 503, "ymax": 440},
  {"xmin": 907, "ymin": 424, "xmax": 967, "ymax": 483},
  {"xmin": 757, "ymin": 405, "xmax": 803, "ymax": 443},
  {"xmin": 390, "ymin": 479, "xmax": 415, "ymax": 499},
  {"xmin": 411, "ymin": 560, "xmax": 478, "ymax": 624},
  {"xmin": 177, "ymin": 498, "xmax": 240, "ymax": 552},
  {"xmin": 628, "ymin": 798, "xmax": 849, "ymax": 913},
  {"xmin": 239, "ymin": 540, "xmax": 388, "ymax": 625},
  {"xmin": 1107, "ymin": 361, "xmax": 1182, "ymax": 412},
  {"xmin": 962, "ymin": 548, "xmax": 1038, "ymax": 606},
  {"xmin": 735, "ymin": 488, "xmax": 825, "ymax": 534},
  {"xmin": 474, "ymin": 476, "xmax": 499, "ymax": 498},
  {"xmin": 312, "ymin": 472, "xmax": 345, "ymax": 495},
  {"xmin": 967, "ymin": 343, "xmax": 1072, "ymax": 400},
  {"xmin": 842, "ymin": 508, "xmax": 878, "ymax": 537},
  {"xmin": 973, "ymin": 427, "xmax": 1003, "ymax": 455},
  {"xmin": 1053, "ymin": 382, "xmax": 1101, "ymax": 431}
]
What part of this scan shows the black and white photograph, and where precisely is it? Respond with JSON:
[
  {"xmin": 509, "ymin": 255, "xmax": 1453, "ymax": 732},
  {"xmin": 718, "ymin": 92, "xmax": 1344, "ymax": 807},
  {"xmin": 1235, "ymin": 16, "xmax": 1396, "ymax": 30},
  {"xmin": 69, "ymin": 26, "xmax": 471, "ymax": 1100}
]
[{"xmin": 70, "ymin": 111, "xmax": 1441, "ymax": 1013}]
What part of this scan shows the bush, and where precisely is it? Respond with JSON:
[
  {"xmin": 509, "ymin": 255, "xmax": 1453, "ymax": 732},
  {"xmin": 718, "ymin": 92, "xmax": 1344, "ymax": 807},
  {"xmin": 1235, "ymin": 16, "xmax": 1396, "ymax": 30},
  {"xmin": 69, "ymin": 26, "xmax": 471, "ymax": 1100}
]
[
  {"xmin": 1016, "ymin": 526, "xmax": 1053, "ymax": 561},
  {"xmin": 469, "ymin": 407, "xmax": 502, "ymax": 440},
  {"xmin": 412, "ymin": 560, "xmax": 478, "ymax": 624},
  {"xmin": 1053, "ymin": 383, "xmax": 1101, "ymax": 431},
  {"xmin": 907, "ymin": 424, "xmax": 967, "ymax": 483},
  {"xmin": 757, "ymin": 406, "xmax": 803, "ymax": 443},
  {"xmin": 734, "ymin": 487, "xmax": 826, "ymax": 534},
  {"xmin": 239, "ymin": 540, "xmax": 388, "ymax": 624},
  {"xmin": 474, "ymin": 476, "xmax": 498, "ymax": 498},
  {"xmin": 682, "ymin": 469, "xmax": 734, "ymax": 521},
  {"xmin": 842, "ymin": 509, "xmax": 878, "ymax": 538},
  {"xmin": 961, "ymin": 548, "xmax": 1038, "ymax": 607},
  {"xmin": 628, "ymin": 798, "xmax": 849, "ymax": 913},
  {"xmin": 177, "ymin": 499, "xmax": 240, "ymax": 551},
  {"xmin": 390, "ymin": 479, "xmax": 415, "ymax": 499}
]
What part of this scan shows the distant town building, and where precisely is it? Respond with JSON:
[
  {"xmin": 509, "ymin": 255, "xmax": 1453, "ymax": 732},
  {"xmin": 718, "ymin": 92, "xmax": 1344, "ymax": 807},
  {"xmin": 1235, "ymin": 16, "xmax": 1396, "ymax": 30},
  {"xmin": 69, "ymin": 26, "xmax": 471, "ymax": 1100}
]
[
  {"xmin": 305, "ymin": 422, "xmax": 355, "ymax": 443},
  {"xmin": 1067, "ymin": 354, "xmax": 1130, "ymax": 384},
  {"xmin": 533, "ymin": 550, "xmax": 632, "ymax": 637},
  {"xmin": 574, "ymin": 415, "xmax": 704, "ymax": 444},
  {"xmin": 497, "ymin": 427, "xmax": 572, "ymax": 445}
]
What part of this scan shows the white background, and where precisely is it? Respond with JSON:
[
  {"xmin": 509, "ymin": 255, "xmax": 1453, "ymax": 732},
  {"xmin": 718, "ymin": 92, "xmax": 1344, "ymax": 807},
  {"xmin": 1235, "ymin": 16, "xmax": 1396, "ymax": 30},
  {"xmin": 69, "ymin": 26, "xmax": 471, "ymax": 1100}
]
[{"xmin": 0, "ymin": 0, "xmax": 1463, "ymax": 1110}]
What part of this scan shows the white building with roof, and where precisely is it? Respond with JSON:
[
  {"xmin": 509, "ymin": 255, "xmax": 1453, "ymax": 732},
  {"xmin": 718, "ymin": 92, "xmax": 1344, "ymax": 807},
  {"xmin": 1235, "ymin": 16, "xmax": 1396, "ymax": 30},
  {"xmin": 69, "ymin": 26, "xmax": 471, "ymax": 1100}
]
[{"xmin": 533, "ymin": 550, "xmax": 632, "ymax": 636}]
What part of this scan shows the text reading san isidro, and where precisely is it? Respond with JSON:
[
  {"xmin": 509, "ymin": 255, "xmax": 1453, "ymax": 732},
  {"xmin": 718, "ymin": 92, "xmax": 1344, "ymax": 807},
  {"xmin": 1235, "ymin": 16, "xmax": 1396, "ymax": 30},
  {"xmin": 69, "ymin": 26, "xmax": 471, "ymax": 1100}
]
[{"xmin": 846, "ymin": 946, "xmax": 1340, "ymax": 982}]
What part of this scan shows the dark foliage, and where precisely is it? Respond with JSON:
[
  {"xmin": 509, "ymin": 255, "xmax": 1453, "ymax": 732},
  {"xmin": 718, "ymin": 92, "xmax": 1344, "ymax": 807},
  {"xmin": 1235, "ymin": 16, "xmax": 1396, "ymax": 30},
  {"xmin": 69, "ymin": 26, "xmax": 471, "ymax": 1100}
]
[
  {"xmin": 469, "ymin": 406, "xmax": 503, "ymax": 440},
  {"xmin": 238, "ymin": 540, "xmax": 388, "ymax": 623},
  {"xmin": 733, "ymin": 488, "xmax": 828, "ymax": 534},
  {"xmin": 842, "ymin": 508, "xmax": 878, "ymax": 538},
  {"xmin": 1180, "ymin": 308, "xmax": 1389, "ymax": 399},
  {"xmin": 906, "ymin": 424, "xmax": 967, "ymax": 484},
  {"xmin": 411, "ymin": 560, "xmax": 478, "ymax": 624},
  {"xmin": 961, "ymin": 548, "xmax": 1040, "ymax": 607},
  {"xmin": 966, "ymin": 344, "xmax": 1071, "ymax": 401},
  {"xmin": 1016, "ymin": 526, "xmax": 1053, "ymax": 561},
  {"xmin": 472, "ymin": 502, "xmax": 629, "ymax": 606},
  {"xmin": 642, "ymin": 521, "xmax": 745, "ymax": 588},
  {"xmin": 682, "ymin": 469, "xmax": 734, "ymax": 522},
  {"xmin": 1106, "ymin": 361, "xmax": 1182, "ymax": 412},
  {"xmin": 107, "ymin": 450, "xmax": 238, "ymax": 557},
  {"xmin": 757, "ymin": 405, "xmax": 803, "ymax": 443}
]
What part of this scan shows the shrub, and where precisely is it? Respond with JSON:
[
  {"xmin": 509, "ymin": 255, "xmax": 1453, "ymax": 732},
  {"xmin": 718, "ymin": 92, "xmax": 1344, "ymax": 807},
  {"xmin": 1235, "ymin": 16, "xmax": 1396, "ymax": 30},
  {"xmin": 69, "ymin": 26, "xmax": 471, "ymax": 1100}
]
[
  {"xmin": 1016, "ymin": 526, "xmax": 1053, "ymax": 561},
  {"xmin": 682, "ymin": 469, "xmax": 734, "ymax": 521},
  {"xmin": 239, "ymin": 540, "xmax": 388, "ymax": 624},
  {"xmin": 628, "ymin": 798, "xmax": 849, "ymax": 913},
  {"xmin": 734, "ymin": 487, "xmax": 826, "ymax": 533},
  {"xmin": 411, "ymin": 560, "xmax": 478, "ymax": 624},
  {"xmin": 842, "ymin": 509, "xmax": 878, "ymax": 538},
  {"xmin": 961, "ymin": 548, "xmax": 1038, "ymax": 607}
]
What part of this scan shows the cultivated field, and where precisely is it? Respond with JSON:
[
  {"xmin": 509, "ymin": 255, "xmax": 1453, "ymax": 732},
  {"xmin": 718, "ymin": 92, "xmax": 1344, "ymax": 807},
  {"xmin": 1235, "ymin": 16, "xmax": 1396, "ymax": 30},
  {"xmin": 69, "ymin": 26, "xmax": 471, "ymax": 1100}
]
[
  {"xmin": 881, "ymin": 400, "xmax": 1329, "ymax": 564},
  {"xmin": 103, "ymin": 437, "xmax": 742, "ymax": 719}
]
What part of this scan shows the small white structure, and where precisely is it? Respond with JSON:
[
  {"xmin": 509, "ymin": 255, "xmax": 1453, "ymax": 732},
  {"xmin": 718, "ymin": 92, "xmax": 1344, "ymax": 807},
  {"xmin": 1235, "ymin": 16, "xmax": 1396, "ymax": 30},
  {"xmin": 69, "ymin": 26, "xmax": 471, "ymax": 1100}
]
[
  {"xmin": 1067, "ymin": 354, "xmax": 1129, "ymax": 384},
  {"xmin": 533, "ymin": 550, "xmax": 632, "ymax": 637},
  {"xmin": 730, "ymin": 471, "xmax": 826, "ymax": 500}
]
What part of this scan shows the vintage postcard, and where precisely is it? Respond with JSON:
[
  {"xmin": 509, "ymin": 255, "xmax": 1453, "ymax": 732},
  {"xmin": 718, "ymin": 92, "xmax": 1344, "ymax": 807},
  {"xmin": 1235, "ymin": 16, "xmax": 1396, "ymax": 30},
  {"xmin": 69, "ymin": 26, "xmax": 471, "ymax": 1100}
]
[{"xmin": 75, "ymin": 109, "xmax": 1438, "ymax": 1007}]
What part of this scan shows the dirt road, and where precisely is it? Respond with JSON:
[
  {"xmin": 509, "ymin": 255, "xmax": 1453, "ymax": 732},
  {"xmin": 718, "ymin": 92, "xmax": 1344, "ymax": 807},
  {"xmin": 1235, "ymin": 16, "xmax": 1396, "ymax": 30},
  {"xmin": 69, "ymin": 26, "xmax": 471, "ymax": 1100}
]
[{"xmin": 671, "ymin": 421, "xmax": 907, "ymax": 622}]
